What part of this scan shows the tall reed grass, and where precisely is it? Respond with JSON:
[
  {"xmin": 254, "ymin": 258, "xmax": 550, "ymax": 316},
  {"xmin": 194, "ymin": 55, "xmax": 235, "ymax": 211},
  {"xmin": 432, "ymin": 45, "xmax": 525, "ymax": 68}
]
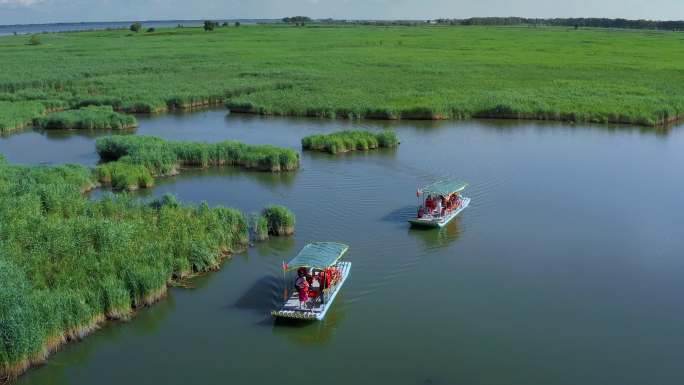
[
  {"xmin": 95, "ymin": 136, "xmax": 299, "ymax": 190},
  {"xmin": 0, "ymin": 101, "xmax": 45, "ymax": 133},
  {"xmin": 33, "ymin": 106, "xmax": 138, "ymax": 130},
  {"xmin": 302, "ymin": 130, "xmax": 399, "ymax": 154},
  {"xmin": 261, "ymin": 205, "xmax": 296, "ymax": 236},
  {"xmin": 0, "ymin": 26, "xmax": 681, "ymax": 130},
  {"xmin": 0, "ymin": 157, "xmax": 294, "ymax": 380}
]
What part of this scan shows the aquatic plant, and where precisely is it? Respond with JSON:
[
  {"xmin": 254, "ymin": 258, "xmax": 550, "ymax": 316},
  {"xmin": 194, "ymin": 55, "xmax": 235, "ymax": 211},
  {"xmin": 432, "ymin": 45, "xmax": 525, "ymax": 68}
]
[
  {"xmin": 95, "ymin": 161, "xmax": 154, "ymax": 190},
  {"xmin": 33, "ymin": 106, "xmax": 137, "ymax": 130},
  {"xmin": 0, "ymin": 157, "xmax": 297, "ymax": 379},
  {"xmin": 0, "ymin": 101, "xmax": 45, "ymax": 133},
  {"xmin": 249, "ymin": 213, "xmax": 270, "ymax": 241},
  {"xmin": 301, "ymin": 130, "xmax": 399, "ymax": 154},
  {"xmin": 95, "ymin": 136, "xmax": 299, "ymax": 190},
  {"xmin": 261, "ymin": 205, "xmax": 296, "ymax": 236}
]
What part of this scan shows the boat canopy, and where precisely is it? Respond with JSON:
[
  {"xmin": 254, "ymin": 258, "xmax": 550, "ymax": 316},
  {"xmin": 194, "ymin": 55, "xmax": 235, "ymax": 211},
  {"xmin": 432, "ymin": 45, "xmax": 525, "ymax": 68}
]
[
  {"xmin": 421, "ymin": 180, "xmax": 468, "ymax": 196},
  {"xmin": 286, "ymin": 242, "xmax": 349, "ymax": 271}
]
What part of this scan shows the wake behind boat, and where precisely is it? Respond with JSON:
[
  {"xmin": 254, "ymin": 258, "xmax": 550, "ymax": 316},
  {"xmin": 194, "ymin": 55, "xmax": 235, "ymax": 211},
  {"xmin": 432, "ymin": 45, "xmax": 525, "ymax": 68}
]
[
  {"xmin": 272, "ymin": 242, "xmax": 351, "ymax": 321},
  {"xmin": 409, "ymin": 180, "xmax": 470, "ymax": 228}
]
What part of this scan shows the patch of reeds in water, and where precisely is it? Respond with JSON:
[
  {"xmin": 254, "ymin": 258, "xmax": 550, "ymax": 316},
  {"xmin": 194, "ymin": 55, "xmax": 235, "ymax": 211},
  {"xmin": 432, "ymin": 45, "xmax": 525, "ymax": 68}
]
[
  {"xmin": 33, "ymin": 106, "xmax": 138, "ymax": 130},
  {"xmin": 94, "ymin": 135, "xmax": 299, "ymax": 190},
  {"xmin": 95, "ymin": 161, "xmax": 154, "ymax": 191},
  {"xmin": 261, "ymin": 205, "xmax": 296, "ymax": 236},
  {"xmin": 301, "ymin": 130, "xmax": 399, "ymax": 154},
  {"xmin": 249, "ymin": 213, "xmax": 270, "ymax": 241}
]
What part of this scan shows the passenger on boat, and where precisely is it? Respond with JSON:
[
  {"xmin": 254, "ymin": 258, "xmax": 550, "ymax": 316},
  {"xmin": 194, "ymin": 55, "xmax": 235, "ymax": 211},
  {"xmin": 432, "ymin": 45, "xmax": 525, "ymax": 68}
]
[
  {"xmin": 296, "ymin": 270, "xmax": 310, "ymax": 310},
  {"xmin": 425, "ymin": 195, "xmax": 435, "ymax": 214},
  {"xmin": 417, "ymin": 205, "xmax": 425, "ymax": 218},
  {"xmin": 435, "ymin": 197, "xmax": 442, "ymax": 217}
]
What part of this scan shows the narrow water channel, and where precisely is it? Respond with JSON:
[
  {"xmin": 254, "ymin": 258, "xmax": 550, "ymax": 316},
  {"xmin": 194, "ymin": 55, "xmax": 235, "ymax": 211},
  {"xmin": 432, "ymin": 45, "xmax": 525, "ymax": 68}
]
[{"xmin": 3, "ymin": 110, "xmax": 683, "ymax": 385}]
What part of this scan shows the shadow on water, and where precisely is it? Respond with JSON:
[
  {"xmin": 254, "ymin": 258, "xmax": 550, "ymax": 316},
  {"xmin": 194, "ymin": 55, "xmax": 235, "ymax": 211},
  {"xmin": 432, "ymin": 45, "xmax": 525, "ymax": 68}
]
[
  {"xmin": 382, "ymin": 205, "xmax": 417, "ymax": 224},
  {"xmin": 233, "ymin": 275, "xmax": 282, "ymax": 316}
]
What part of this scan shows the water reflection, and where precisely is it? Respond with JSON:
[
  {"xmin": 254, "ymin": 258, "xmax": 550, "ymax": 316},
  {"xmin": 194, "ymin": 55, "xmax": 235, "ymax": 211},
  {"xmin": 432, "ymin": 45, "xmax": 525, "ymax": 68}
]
[
  {"xmin": 18, "ymin": 297, "xmax": 175, "ymax": 385},
  {"xmin": 408, "ymin": 218, "xmax": 463, "ymax": 251},
  {"xmin": 271, "ymin": 297, "xmax": 346, "ymax": 346},
  {"xmin": 302, "ymin": 147, "xmax": 398, "ymax": 162},
  {"xmin": 250, "ymin": 237, "xmax": 297, "ymax": 259},
  {"xmin": 91, "ymin": 166, "xmax": 299, "ymax": 201}
]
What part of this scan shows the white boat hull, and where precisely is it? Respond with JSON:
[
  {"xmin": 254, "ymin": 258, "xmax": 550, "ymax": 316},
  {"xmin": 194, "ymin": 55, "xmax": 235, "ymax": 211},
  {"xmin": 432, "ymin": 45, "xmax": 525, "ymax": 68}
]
[{"xmin": 408, "ymin": 197, "xmax": 470, "ymax": 228}]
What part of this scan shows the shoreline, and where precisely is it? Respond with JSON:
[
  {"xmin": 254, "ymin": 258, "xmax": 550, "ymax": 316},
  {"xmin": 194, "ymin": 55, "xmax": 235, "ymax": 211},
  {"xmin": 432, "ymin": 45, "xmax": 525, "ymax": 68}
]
[
  {"xmin": 0, "ymin": 247, "xmax": 242, "ymax": 383},
  {"xmin": 227, "ymin": 105, "xmax": 682, "ymax": 128},
  {"xmin": 1, "ymin": 99, "xmax": 679, "ymax": 141}
]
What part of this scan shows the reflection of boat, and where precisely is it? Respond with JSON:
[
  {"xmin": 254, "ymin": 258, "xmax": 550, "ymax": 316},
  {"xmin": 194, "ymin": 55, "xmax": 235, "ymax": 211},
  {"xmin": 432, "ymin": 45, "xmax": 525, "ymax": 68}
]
[
  {"xmin": 271, "ymin": 242, "xmax": 351, "ymax": 321},
  {"xmin": 272, "ymin": 298, "xmax": 346, "ymax": 345},
  {"xmin": 409, "ymin": 180, "xmax": 470, "ymax": 228},
  {"xmin": 410, "ymin": 217, "xmax": 463, "ymax": 250}
]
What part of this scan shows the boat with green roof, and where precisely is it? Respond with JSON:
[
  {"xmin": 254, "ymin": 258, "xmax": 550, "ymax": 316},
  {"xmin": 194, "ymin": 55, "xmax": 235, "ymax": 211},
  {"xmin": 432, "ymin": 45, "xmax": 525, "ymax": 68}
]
[
  {"xmin": 271, "ymin": 242, "xmax": 351, "ymax": 321},
  {"xmin": 409, "ymin": 180, "xmax": 470, "ymax": 228}
]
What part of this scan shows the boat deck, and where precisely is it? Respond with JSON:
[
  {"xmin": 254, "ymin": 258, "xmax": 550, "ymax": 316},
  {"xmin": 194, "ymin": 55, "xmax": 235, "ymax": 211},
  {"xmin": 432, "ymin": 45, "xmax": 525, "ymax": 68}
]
[
  {"xmin": 409, "ymin": 197, "xmax": 471, "ymax": 228},
  {"xmin": 272, "ymin": 261, "xmax": 351, "ymax": 321}
]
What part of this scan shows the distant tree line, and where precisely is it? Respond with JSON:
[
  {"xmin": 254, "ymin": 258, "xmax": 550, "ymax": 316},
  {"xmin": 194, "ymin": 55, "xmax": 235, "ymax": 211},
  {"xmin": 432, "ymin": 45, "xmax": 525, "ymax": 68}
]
[
  {"xmin": 344, "ymin": 20, "xmax": 428, "ymax": 26},
  {"xmin": 282, "ymin": 16, "xmax": 312, "ymax": 23},
  {"xmin": 433, "ymin": 17, "xmax": 684, "ymax": 31}
]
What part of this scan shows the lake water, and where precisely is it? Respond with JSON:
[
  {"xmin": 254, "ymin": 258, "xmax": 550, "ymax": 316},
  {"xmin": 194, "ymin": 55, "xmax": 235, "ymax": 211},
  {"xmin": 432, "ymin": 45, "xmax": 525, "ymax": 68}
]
[
  {"xmin": 3, "ymin": 111, "xmax": 683, "ymax": 385},
  {"xmin": 0, "ymin": 19, "xmax": 273, "ymax": 36}
]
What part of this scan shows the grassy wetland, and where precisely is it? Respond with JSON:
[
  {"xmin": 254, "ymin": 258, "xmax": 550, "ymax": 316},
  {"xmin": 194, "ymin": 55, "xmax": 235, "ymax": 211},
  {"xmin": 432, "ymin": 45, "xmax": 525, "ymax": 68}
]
[
  {"xmin": 0, "ymin": 151, "xmax": 296, "ymax": 379},
  {"xmin": 0, "ymin": 24, "xmax": 682, "ymax": 131},
  {"xmin": 1, "ymin": 20, "xmax": 684, "ymax": 385}
]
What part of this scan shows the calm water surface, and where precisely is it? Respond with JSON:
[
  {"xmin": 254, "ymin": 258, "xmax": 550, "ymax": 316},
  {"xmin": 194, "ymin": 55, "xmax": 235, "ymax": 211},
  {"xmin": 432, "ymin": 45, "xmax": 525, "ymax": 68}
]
[{"xmin": 3, "ymin": 111, "xmax": 683, "ymax": 385}]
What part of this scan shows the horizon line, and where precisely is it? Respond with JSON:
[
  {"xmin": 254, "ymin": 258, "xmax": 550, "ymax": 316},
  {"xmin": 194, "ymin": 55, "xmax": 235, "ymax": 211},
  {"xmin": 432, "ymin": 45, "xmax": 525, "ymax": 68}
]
[{"xmin": 2, "ymin": 16, "xmax": 684, "ymax": 28}]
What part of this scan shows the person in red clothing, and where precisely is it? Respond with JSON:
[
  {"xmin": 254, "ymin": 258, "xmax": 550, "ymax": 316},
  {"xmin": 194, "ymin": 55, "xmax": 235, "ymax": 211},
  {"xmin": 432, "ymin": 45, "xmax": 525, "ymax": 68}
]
[{"xmin": 295, "ymin": 270, "xmax": 310, "ymax": 310}]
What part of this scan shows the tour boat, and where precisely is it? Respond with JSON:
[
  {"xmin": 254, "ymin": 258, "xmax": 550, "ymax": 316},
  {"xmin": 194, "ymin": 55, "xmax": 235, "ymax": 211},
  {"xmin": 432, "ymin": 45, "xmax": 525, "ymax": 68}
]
[
  {"xmin": 408, "ymin": 180, "xmax": 470, "ymax": 228},
  {"xmin": 271, "ymin": 242, "xmax": 351, "ymax": 321}
]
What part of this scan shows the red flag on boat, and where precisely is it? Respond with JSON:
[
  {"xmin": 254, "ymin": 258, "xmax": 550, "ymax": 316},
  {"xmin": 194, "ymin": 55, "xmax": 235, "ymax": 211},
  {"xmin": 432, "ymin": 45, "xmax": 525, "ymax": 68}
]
[
  {"xmin": 416, "ymin": 189, "xmax": 422, "ymax": 197},
  {"xmin": 282, "ymin": 261, "xmax": 288, "ymax": 271}
]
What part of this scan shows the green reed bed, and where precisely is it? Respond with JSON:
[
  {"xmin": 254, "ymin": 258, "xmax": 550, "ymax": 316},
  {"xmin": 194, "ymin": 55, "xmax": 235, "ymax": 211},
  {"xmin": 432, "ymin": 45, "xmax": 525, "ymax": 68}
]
[
  {"xmin": 302, "ymin": 130, "xmax": 399, "ymax": 154},
  {"xmin": 95, "ymin": 161, "xmax": 154, "ymax": 190},
  {"xmin": 0, "ymin": 26, "xmax": 682, "ymax": 128},
  {"xmin": 33, "ymin": 106, "xmax": 138, "ymax": 130},
  {"xmin": 0, "ymin": 155, "xmax": 295, "ymax": 380},
  {"xmin": 249, "ymin": 213, "xmax": 270, "ymax": 241},
  {"xmin": 0, "ymin": 101, "xmax": 46, "ymax": 133},
  {"xmin": 261, "ymin": 205, "xmax": 296, "ymax": 236},
  {"xmin": 94, "ymin": 136, "xmax": 299, "ymax": 190}
]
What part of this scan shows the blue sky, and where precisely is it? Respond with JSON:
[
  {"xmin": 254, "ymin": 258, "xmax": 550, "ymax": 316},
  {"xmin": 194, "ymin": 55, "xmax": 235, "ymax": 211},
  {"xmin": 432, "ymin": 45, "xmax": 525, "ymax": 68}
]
[{"xmin": 1, "ymin": 0, "xmax": 682, "ymax": 25}]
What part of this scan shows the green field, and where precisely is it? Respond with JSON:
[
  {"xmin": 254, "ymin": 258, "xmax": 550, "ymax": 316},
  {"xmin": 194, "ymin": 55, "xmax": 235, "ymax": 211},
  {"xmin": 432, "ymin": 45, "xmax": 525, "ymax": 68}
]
[{"xmin": 0, "ymin": 25, "xmax": 682, "ymax": 130}]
